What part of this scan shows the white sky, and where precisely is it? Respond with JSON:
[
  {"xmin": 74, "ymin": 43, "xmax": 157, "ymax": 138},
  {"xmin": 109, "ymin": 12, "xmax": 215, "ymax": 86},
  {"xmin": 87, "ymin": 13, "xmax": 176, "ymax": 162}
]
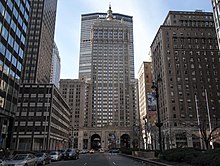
[{"xmin": 54, "ymin": 0, "xmax": 212, "ymax": 79}]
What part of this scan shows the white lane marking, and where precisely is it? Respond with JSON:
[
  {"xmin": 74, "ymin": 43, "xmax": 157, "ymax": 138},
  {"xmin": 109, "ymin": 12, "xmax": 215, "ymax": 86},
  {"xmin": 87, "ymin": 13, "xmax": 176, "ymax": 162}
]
[
  {"xmin": 113, "ymin": 161, "xmax": 116, "ymax": 165},
  {"xmin": 84, "ymin": 163, "xmax": 87, "ymax": 165}
]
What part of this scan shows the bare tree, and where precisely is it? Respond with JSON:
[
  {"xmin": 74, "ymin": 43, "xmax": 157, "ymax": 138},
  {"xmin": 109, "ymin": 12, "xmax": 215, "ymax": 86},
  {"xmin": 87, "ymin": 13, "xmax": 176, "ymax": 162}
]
[{"xmin": 199, "ymin": 118, "xmax": 220, "ymax": 150}]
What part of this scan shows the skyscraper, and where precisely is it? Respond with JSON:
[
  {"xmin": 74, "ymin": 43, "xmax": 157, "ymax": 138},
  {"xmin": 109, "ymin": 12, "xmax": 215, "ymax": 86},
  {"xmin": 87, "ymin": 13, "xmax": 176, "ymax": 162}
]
[
  {"xmin": 0, "ymin": 0, "xmax": 31, "ymax": 149},
  {"xmin": 50, "ymin": 42, "xmax": 61, "ymax": 88},
  {"xmin": 151, "ymin": 11, "xmax": 220, "ymax": 149},
  {"xmin": 75, "ymin": 5, "xmax": 139, "ymax": 149},
  {"xmin": 21, "ymin": 0, "xmax": 58, "ymax": 84},
  {"xmin": 13, "ymin": 0, "xmax": 66, "ymax": 151},
  {"xmin": 79, "ymin": 5, "xmax": 134, "ymax": 80}
]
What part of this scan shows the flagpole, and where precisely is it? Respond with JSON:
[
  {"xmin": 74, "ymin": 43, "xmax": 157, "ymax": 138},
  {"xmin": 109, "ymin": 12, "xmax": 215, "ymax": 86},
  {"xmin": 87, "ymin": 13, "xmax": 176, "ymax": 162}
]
[
  {"xmin": 205, "ymin": 89, "xmax": 214, "ymax": 149},
  {"xmin": 195, "ymin": 95, "xmax": 203, "ymax": 149}
]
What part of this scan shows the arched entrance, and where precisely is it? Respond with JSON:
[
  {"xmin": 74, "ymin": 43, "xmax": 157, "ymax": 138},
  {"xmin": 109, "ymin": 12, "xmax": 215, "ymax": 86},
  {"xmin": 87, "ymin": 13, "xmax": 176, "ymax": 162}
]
[
  {"xmin": 120, "ymin": 134, "xmax": 130, "ymax": 148},
  {"xmin": 91, "ymin": 134, "xmax": 101, "ymax": 150}
]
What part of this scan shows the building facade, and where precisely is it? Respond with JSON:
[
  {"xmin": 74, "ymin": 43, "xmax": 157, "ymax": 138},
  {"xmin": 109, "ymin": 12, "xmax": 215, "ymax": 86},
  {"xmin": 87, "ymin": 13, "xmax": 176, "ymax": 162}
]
[
  {"xmin": 14, "ymin": 84, "xmax": 71, "ymax": 151},
  {"xmin": 0, "ymin": 0, "xmax": 31, "ymax": 149},
  {"xmin": 79, "ymin": 6, "xmax": 134, "ymax": 80},
  {"xmin": 59, "ymin": 78, "xmax": 92, "ymax": 149},
  {"xmin": 211, "ymin": 0, "xmax": 220, "ymax": 48},
  {"xmin": 151, "ymin": 11, "xmax": 220, "ymax": 150},
  {"xmin": 12, "ymin": 0, "xmax": 63, "ymax": 151},
  {"xmin": 138, "ymin": 62, "xmax": 156, "ymax": 149},
  {"xmin": 21, "ymin": 0, "xmax": 58, "ymax": 84},
  {"xmin": 50, "ymin": 42, "xmax": 61, "ymax": 88},
  {"xmin": 69, "ymin": 6, "xmax": 140, "ymax": 150}
]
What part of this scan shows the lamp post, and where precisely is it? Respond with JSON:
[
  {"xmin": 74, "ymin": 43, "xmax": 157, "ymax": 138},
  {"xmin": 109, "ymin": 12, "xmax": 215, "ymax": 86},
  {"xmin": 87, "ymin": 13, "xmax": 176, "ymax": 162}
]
[{"xmin": 152, "ymin": 79, "xmax": 163, "ymax": 152}]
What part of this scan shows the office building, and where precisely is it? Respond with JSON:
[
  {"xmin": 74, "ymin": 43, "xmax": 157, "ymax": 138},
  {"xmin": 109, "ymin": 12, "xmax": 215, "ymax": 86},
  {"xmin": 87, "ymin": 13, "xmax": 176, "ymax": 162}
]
[
  {"xmin": 13, "ymin": 0, "xmax": 64, "ymax": 151},
  {"xmin": 50, "ymin": 42, "xmax": 61, "ymax": 88},
  {"xmin": 151, "ymin": 11, "xmax": 220, "ymax": 149},
  {"xmin": 79, "ymin": 5, "xmax": 134, "ymax": 80},
  {"xmin": 59, "ymin": 78, "xmax": 92, "ymax": 149},
  {"xmin": 21, "ymin": 0, "xmax": 58, "ymax": 84},
  {"xmin": 73, "ymin": 5, "xmax": 139, "ymax": 149},
  {"xmin": 13, "ymin": 84, "xmax": 71, "ymax": 151},
  {"xmin": 0, "ymin": 0, "xmax": 31, "ymax": 149}
]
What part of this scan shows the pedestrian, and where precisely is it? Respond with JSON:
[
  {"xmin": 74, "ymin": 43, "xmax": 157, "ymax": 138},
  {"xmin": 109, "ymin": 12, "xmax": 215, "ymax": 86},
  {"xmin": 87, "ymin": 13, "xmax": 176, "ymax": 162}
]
[
  {"xmin": 0, "ymin": 148, "xmax": 5, "ymax": 159},
  {"xmin": 5, "ymin": 148, "xmax": 10, "ymax": 159}
]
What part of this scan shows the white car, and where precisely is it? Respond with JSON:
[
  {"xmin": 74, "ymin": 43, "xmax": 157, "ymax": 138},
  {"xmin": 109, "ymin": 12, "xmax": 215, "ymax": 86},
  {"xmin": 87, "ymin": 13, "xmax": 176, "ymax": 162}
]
[
  {"xmin": 5, "ymin": 154, "xmax": 37, "ymax": 166},
  {"xmin": 99, "ymin": 148, "xmax": 104, "ymax": 153},
  {"xmin": 49, "ymin": 151, "xmax": 61, "ymax": 161}
]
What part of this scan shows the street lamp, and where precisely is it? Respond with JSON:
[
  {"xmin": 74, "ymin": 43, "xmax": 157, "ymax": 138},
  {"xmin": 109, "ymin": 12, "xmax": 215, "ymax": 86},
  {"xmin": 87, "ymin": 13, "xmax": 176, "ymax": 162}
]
[
  {"xmin": 151, "ymin": 78, "xmax": 163, "ymax": 152},
  {"xmin": 43, "ymin": 89, "xmax": 50, "ymax": 151}
]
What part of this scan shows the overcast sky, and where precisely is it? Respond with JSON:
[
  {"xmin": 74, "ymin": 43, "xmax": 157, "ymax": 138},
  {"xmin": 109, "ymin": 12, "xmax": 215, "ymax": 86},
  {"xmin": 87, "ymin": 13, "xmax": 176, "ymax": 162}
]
[{"xmin": 54, "ymin": 0, "xmax": 212, "ymax": 79}]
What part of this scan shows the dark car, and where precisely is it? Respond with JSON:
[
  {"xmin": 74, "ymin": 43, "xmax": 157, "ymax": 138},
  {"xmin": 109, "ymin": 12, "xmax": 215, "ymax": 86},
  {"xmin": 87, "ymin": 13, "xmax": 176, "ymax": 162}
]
[
  {"xmin": 64, "ymin": 149, "xmax": 79, "ymax": 160},
  {"xmin": 35, "ymin": 152, "xmax": 51, "ymax": 165},
  {"xmin": 109, "ymin": 148, "xmax": 119, "ymax": 154}
]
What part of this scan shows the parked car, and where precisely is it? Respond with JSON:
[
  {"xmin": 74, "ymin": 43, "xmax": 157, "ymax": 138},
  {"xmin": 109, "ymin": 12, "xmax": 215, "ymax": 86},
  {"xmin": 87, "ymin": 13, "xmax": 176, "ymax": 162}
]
[
  {"xmin": 49, "ymin": 151, "xmax": 61, "ymax": 161},
  {"xmin": 35, "ymin": 152, "xmax": 51, "ymax": 165},
  {"xmin": 64, "ymin": 148, "xmax": 79, "ymax": 160},
  {"xmin": 5, "ymin": 153, "xmax": 37, "ymax": 166},
  {"xmin": 89, "ymin": 149, "xmax": 95, "ymax": 154},
  {"xmin": 79, "ymin": 149, "xmax": 88, "ymax": 154},
  {"xmin": 99, "ymin": 148, "xmax": 104, "ymax": 153}
]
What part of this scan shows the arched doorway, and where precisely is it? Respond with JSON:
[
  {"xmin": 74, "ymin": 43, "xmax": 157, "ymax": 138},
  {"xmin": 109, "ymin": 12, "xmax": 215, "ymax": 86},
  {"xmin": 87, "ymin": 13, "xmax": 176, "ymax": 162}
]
[
  {"xmin": 120, "ymin": 134, "xmax": 130, "ymax": 148},
  {"xmin": 91, "ymin": 134, "xmax": 101, "ymax": 150}
]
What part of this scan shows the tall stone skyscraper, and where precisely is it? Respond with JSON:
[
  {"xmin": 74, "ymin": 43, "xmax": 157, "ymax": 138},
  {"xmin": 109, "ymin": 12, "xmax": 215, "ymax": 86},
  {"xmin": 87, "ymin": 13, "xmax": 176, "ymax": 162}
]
[
  {"xmin": 151, "ymin": 11, "xmax": 220, "ymax": 150},
  {"xmin": 76, "ymin": 5, "xmax": 139, "ymax": 150},
  {"xmin": 0, "ymin": 0, "xmax": 31, "ymax": 149},
  {"xmin": 21, "ymin": 0, "xmax": 58, "ymax": 84}
]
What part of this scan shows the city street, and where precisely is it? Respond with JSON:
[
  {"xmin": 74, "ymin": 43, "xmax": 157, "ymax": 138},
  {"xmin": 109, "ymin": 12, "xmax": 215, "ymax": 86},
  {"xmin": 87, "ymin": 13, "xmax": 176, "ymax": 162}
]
[{"xmin": 47, "ymin": 153, "xmax": 158, "ymax": 166}]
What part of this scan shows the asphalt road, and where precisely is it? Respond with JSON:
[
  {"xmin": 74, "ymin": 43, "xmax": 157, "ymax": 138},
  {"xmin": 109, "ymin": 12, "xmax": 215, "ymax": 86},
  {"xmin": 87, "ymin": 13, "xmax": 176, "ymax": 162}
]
[{"xmin": 47, "ymin": 153, "xmax": 157, "ymax": 166}]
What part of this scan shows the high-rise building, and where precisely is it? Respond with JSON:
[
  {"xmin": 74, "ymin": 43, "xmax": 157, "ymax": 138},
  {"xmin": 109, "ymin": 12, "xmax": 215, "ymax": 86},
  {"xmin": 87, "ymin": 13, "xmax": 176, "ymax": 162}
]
[
  {"xmin": 151, "ymin": 11, "xmax": 220, "ymax": 149},
  {"xmin": 14, "ymin": 0, "xmax": 63, "ymax": 151},
  {"xmin": 59, "ymin": 78, "xmax": 92, "ymax": 149},
  {"xmin": 21, "ymin": 0, "xmax": 58, "ymax": 84},
  {"xmin": 79, "ymin": 5, "xmax": 134, "ymax": 80},
  {"xmin": 211, "ymin": 0, "xmax": 220, "ymax": 48},
  {"xmin": 0, "ymin": 0, "xmax": 31, "ymax": 149},
  {"xmin": 73, "ymin": 5, "xmax": 139, "ymax": 150},
  {"xmin": 50, "ymin": 42, "xmax": 61, "ymax": 88}
]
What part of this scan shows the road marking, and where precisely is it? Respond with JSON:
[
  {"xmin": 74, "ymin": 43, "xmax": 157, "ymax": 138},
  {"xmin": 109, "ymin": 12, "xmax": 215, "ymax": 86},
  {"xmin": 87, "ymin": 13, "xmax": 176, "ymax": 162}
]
[
  {"xmin": 84, "ymin": 163, "xmax": 87, "ymax": 165},
  {"xmin": 113, "ymin": 162, "xmax": 116, "ymax": 165}
]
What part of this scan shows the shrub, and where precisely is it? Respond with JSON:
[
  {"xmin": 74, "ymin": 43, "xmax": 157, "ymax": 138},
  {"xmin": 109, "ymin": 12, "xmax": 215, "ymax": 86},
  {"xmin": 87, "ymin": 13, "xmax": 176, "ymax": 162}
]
[
  {"xmin": 191, "ymin": 149, "xmax": 220, "ymax": 166},
  {"xmin": 120, "ymin": 148, "xmax": 133, "ymax": 155},
  {"xmin": 161, "ymin": 148, "xmax": 202, "ymax": 163}
]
